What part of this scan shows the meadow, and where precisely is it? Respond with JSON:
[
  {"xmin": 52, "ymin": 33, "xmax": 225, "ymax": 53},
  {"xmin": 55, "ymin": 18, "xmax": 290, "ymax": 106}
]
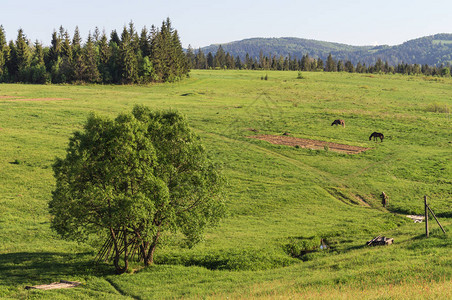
[{"xmin": 0, "ymin": 70, "xmax": 451, "ymax": 299}]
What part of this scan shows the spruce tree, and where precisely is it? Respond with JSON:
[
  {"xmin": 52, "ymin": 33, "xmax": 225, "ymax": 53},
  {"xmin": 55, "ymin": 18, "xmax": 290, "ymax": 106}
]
[
  {"xmin": 93, "ymin": 27, "xmax": 101, "ymax": 43},
  {"xmin": 244, "ymin": 53, "xmax": 252, "ymax": 69},
  {"xmin": 69, "ymin": 26, "xmax": 83, "ymax": 82},
  {"xmin": 259, "ymin": 50, "xmax": 264, "ymax": 69},
  {"xmin": 170, "ymin": 29, "xmax": 188, "ymax": 79},
  {"xmin": 14, "ymin": 28, "xmax": 32, "ymax": 81},
  {"xmin": 384, "ymin": 61, "xmax": 390, "ymax": 73},
  {"xmin": 310, "ymin": 59, "xmax": 317, "ymax": 71},
  {"xmin": 317, "ymin": 58, "xmax": 324, "ymax": 71},
  {"xmin": 293, "ymin": 57, "xmax": 299, "ymax": 71},
  {"xmin": 72, "ymin": 51, "xmax": 86, "ymax": 82},
  {"xmin": 83, "ymin": 33, "xmax": 100, "ymax": 83},
  {"xmin": 119, "ymin": 26, "xmax": 138, "ymax": 83},
  {"xmin": 271, "ymin": 55, "xmax": 277, "ymax": 69},
  {"xmin": 301, "ymin": 54, "xmax": 311, "ymax": 71},
  {"xmin": 98, "ymin": 30, "xmax": 112, "ymax": 82},
  {"xmin": 139, "ymin": 27, "xmax": 151, "ymax": 57},
  {"xmin": 48, "ymin": 30, "xmax": 63, "ymax": 82},
  {"xmin": 49, "ymin": 31, "xmax": 61, "ymax": 64},
  {"xmin": 5, "ymin": 41, "xmax": 17, "ymax": 80},
  {"xmin": 0, "ymin": 25, "xmax": 6, "ymax": 52},
  {"xmin": 225, "ymin": 53, "xmax": 234, "ymax": 69},
  {"xmin": 235, "ymin": 55, "xmax": 242, "ymax": 69},
  {"xmin": 185, "ymin": 45, "xmax": 195, "ymax": 69},
  {"xmin": 110, "ymin": 30, "xmax": 120, "ymax": 45},
  {"xmin": 0, "ymin": 25, "xmax": 7, "ymax": 81},
  {"xmin": 214, "ymin": 45, "xmax": 226, "ymax": 69},
  {"xmin": 337, "ymin": 60, "xmax": 344, "ymax": 72},
  {"xmin": 71, "ymin": 27, "xmax": 85, "ymax": 83},
  {"xmin": 277, "ymin": 55, "xmax": 284, "ymax": 70},
  {"xmin": 326, "ymin": 53, "xmax": 336, "ymax": 72},
  {"xmin": 356, "ymin": 62, "xmax": 364, "ymax": 73},
  {"xmin": 72, "ymin": 26, "xmax": 82, "ymax": 55},
  {"xmin": 283, "ymin": 57, "xmax": 289, "ymax": 71},
  {"xmin": 195, "ymin": 48, "xmax": 207, "ymax": 69},
  {"xmin": 30, "ymin": 40, "xmax": 48, "ymax": 83},
  {"xmin": 375, "ymin": 58, "xmax": 383, "ymax": 73},
  {"xmin": 150, "ymin": 19, "xmax": 188, "ymax": 82},
  {"xmin": 60, "ymin": 30, "xmax": 74, "ymax": 82},
  {"xmin": 344, "ymin": 60, "xmax": 354, "ymax": 73},
  {"xmin": 128, "ymin": 21, "xmax": 140, "ymax": 54},
  {"xmin": 61, "ymin": 30, "xmax": 72, "ymax": 59},
  {"xmin": 206, "ymin": 52, "xmax": 214, "ymax": 69}
]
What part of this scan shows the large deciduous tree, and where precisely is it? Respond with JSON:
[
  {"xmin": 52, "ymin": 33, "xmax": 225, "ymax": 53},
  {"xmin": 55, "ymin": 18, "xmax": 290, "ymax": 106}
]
[{"xmin": 49, "ymin": 106, "xmax": 224, "ymax": 274}]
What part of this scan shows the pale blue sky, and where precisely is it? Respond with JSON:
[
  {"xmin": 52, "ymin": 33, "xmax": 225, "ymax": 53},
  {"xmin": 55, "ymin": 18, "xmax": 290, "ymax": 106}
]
[{"xmin": 1, "ymin": 0, "xmax": 451, "ymax": 48}]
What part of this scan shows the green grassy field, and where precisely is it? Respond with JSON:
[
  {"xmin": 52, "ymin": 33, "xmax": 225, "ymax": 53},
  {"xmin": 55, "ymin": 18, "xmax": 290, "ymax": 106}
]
[{"xmin": 0, "ymin": 70, "xmax": 451, "ymax": 299}]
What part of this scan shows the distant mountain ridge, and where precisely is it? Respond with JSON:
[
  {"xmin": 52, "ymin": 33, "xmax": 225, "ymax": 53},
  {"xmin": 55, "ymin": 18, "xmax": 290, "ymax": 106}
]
[{"xmin": 199, "ymin": 34, "xmax": 452, "ymax": 66}]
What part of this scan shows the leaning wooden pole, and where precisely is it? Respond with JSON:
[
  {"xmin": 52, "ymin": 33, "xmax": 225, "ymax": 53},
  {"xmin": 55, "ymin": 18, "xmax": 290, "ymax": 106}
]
[
  {"xmin": 424, "ymin": 195, "xmax": 429, "ymax": 238},
  {"xmin": 427, "ymin": 205, "xmax": 446, "ymax": 234}
]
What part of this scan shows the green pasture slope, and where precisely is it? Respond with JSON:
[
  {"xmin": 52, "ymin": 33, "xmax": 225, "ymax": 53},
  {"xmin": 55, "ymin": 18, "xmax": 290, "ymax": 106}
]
[{"xmin": 0, "ymin": 70, "xmax": 451, "ymax": 299}]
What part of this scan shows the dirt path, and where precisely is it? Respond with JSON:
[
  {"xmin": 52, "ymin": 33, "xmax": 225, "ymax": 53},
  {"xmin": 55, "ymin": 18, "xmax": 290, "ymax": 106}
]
[{"xmin": 248, "ymin": 135, "xmax": 370, "ymax": 154}]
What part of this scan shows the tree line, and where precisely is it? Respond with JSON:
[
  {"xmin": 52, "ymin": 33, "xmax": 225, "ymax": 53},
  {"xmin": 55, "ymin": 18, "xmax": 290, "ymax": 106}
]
[
  {"xmin": 187, "ymin": 45, "xmax": 452, "ymax": 77},
  {"xmin": 0, "ymin": 18, "xmax": 189, "ymax": 84}
]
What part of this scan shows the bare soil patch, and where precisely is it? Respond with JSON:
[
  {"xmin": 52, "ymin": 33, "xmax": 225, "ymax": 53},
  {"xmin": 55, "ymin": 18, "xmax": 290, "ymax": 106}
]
[
  {"xmin": 248, "ymin": 134, "xmax": 370, "ymax": 154},
  {"xmin": 25, "ymin": 280, "xmax": 81, "ymax": 290},
  {"xmin": 2, "ymin": 97, "xmax": 71, "ymax": 101}
]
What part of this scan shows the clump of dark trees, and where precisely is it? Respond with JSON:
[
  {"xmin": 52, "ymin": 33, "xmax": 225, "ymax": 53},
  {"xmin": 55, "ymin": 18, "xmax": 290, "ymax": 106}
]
[
  {"xmin": 0, "ymin": 18, "xmax": 188, "ymax": 84},
  {"xmin": 187, "ymin": 45, "xmax": 452, "ymax": 77}
]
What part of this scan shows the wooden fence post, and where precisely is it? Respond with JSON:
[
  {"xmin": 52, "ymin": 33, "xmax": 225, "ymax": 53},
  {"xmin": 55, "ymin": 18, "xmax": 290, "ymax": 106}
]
[
  {"xmin": 424, "ymin": 195, "xmax": 429, "ymax": 238},
  {"xmin": 427, "ymin": 205, "xmax": 446, "ymax": 234}
]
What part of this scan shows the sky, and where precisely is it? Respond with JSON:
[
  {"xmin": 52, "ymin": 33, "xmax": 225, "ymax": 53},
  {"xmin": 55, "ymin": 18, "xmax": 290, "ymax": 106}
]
[{"xmin": 1, "ymin": 0, "xmax": 451, "ymax": 48}]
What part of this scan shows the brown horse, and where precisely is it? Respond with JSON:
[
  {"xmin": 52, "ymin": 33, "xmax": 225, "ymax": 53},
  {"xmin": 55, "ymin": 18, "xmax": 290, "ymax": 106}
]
[
  {"xmin": 369, "ymin": 132, "xmax": 384, "ymax": 142},
  {"xmin": 331, "ymin": 119, "xmax": 345, "ymax": 127}
]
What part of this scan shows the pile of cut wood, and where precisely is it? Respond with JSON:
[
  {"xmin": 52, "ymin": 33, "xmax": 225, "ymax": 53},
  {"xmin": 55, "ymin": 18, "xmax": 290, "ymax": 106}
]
[{"xmin": 366, "ymin": 236, "xmax": 393, "ymax": 246}]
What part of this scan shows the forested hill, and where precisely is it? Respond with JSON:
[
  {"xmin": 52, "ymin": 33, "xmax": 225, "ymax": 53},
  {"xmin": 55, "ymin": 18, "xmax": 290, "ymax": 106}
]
[{"xmin": 199, "ymin": 34, "xmax": 452, "ymax": 66}]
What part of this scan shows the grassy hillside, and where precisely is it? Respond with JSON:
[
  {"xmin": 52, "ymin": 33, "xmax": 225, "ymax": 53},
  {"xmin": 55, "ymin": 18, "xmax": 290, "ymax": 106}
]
[{"xmin": 0, "ymin": 70, "xmax": 451, "ymax": 299}]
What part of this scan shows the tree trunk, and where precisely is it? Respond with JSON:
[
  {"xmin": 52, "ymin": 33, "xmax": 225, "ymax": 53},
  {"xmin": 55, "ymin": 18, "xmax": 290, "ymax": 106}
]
[
  {"xmin": 113, "ymin": 254, "xmax": 129, "ymax": 274},
  {"xmin": 144, "ymin": 231, "xmax": 160, "ymax": 266},
  {"xmin": 111, "ymin": 227, "xmax": 129, "ymax": 274}
]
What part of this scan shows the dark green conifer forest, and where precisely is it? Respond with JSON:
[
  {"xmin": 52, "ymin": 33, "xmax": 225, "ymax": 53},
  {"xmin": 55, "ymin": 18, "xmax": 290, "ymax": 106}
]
[
  {"xmin": 0, "ymin": 18, "xmax": 189, "ymax": 84},
  {"xmin": 189, "ymin": 45, "xmax": 452, "ymax": 77}
]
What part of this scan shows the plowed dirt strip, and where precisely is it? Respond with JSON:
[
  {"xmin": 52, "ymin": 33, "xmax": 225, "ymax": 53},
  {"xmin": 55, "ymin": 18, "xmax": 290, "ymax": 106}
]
[
  {"xmin": 248, "ymin": 135, "xmax": 370, "ymax": 154},
  {"xmin": 1, "ymin": 97, "xmax": 71, "ymax": 101}
]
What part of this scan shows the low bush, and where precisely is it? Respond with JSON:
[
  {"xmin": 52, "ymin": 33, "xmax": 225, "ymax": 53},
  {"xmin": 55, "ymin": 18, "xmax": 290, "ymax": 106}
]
[
  {"xmin": 156, "ymin": 248, "xmax": 295, "ymax": 271},
  {"xmin": 284, "ymin": 236, "xmax": 321, "ymax": 259}
]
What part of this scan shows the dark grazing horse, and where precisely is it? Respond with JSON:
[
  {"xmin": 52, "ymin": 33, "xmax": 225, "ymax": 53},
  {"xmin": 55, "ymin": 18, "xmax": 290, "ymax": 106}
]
[
  {"xmin": 369, "ymin": 132, "xmax": 384, "ymax": 142},
  {"xmin": 331, "ymin": 119, "xmax": 345, "ymax": 127}
]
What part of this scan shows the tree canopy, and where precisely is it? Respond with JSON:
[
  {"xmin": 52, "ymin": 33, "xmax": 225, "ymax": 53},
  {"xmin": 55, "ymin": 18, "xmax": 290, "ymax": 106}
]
[{"xmin": 49, "ymin": 106, "xmax": 224, "ymax": 273}]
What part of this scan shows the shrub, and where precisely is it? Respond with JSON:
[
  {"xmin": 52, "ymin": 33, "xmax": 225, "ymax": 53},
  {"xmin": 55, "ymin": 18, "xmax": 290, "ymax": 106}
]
[
  {"xmin": 284, "ymin": 236, "xmax": 321, "ymax": 259},
  {"xmin": 425, "ymin": 102, "xmax": 450, "ymax": 113},
  {"xmin": 156, "ymin": 248, "xmax": 294, "ymax": 271}
]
